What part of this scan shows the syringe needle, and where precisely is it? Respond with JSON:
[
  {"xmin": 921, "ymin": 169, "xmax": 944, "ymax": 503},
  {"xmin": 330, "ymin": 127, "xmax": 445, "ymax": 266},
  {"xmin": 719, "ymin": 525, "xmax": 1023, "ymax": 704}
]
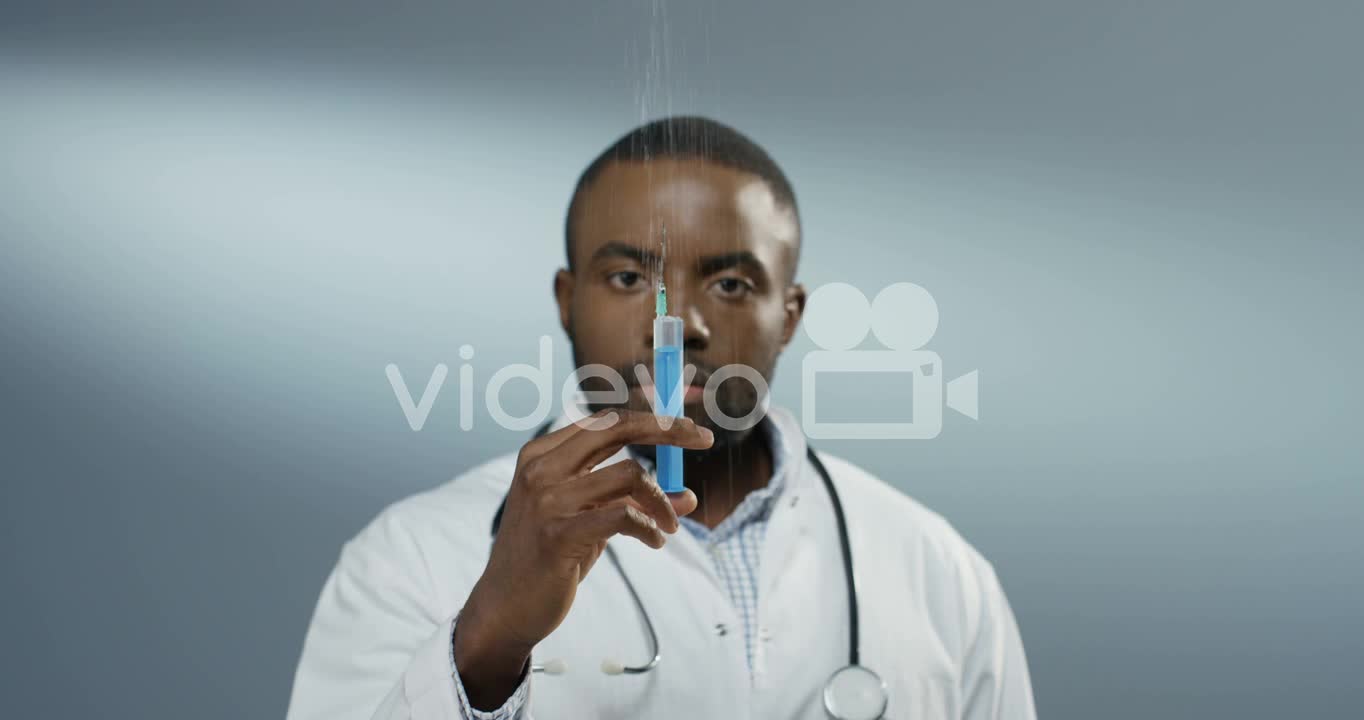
[{"xmin": 655, "ymin": 224, "xmax": 668, "ymax": 317}]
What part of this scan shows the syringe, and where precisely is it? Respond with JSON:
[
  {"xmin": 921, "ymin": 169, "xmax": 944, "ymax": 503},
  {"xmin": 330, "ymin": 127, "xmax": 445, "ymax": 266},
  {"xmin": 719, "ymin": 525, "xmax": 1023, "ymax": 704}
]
[{"xmin": 652, "ymin": 230, "xmax": 685, "ymax": 493}]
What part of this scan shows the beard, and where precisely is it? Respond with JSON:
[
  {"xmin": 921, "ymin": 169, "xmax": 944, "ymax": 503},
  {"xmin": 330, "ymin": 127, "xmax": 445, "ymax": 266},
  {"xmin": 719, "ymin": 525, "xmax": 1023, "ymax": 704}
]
[{"xmin": 569, "ymin": 347, "xmax": 770, "ymax": 459}]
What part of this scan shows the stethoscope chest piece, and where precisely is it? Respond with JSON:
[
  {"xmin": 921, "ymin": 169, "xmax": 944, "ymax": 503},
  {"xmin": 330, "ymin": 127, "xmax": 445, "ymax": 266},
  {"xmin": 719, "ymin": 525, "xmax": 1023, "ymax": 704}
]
[{"xmin": 823, "ymin": 664, "xmax": 888, "ymax": 720}]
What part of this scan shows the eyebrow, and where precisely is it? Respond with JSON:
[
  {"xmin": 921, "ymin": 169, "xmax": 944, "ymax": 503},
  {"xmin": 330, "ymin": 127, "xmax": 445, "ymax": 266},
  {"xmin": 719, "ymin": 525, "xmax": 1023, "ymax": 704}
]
[
  {"xmin": 696, "ymin": 251, "xmax": 764, "ymax": 277},
  {"xmin": 590, "ymin": 243, "xmax": 767, "ymax": 278},
  {"xmin": 590, "ymin": 242, "xmax": 657, "ymax": 267}
]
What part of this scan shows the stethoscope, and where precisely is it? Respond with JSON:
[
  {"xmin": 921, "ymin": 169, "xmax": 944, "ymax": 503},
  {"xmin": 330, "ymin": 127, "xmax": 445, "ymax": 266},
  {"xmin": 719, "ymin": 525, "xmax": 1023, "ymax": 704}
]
[{"xmin": 488, "ymin": 422, "xmax": 891, "ymax": 720}]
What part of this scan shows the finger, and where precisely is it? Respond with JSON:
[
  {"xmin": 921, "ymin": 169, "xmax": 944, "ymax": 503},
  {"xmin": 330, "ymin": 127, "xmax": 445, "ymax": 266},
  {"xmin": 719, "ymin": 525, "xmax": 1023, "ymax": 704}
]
[
  {"xmin": 607, "ymin": 490, "xmax": 697, "ymax": 528},
  {"xmin": 595, "ymin": 495, "xmax": 652, "ymax": 519},
  {"xmin": 566, "ymin": 502, "xmax": 667, "ymax": 550},
  {"xmin": 552, "ymin": 410, "xmax": 714, "ymax": 473},
  {"xmin": 560, "ymin": 460, "xmax": 679, "ymax": 533},
  {"xmin": 668, "ymin": 489, "xmax": 698, "ymax": 519},
  {"xmin": 516, "ymin": 411, "xmax": 606, "ymax": 463},
  {"xmin": 600, "ymin": 488, "xmax": 698, "ymax": 526}
]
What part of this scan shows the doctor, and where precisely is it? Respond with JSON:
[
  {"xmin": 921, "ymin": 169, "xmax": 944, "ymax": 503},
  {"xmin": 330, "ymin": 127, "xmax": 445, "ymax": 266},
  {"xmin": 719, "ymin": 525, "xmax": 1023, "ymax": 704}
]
[{"xmin": 288, "ymin": 116, "xmax": 1036, "ymax": 719}]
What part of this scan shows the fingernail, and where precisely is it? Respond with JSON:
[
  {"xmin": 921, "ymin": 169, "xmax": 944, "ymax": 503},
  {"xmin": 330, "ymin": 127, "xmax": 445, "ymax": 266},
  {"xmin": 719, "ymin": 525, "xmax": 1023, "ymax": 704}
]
[{"xmin": 699, "ymin": 427, "xmax": 714, "ymax": 443}]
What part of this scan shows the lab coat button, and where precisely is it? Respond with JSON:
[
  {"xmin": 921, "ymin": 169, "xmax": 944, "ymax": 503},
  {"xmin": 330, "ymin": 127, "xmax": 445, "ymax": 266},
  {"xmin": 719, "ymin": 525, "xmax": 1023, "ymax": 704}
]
[{"xmin": 714, "ymin": 623, "xmax": 729, "ymax": 636}]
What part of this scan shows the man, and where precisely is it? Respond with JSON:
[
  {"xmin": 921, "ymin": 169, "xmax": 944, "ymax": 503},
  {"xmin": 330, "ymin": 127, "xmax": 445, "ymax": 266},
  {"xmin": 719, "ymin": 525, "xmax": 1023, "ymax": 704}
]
[{"xmin": 288, "ymin": 116, "xmax": 1036, "ymax": 719}]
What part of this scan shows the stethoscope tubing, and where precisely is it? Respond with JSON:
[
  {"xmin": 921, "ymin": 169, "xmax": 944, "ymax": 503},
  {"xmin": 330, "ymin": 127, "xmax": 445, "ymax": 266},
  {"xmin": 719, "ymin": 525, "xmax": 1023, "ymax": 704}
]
[{"xmin": 490, "ymin": 421, "xmax": 861, "ymax": 671}]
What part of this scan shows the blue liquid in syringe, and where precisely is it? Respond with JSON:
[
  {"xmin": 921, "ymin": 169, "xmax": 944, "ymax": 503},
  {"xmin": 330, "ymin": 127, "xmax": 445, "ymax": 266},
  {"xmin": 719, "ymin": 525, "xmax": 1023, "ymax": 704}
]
[{"xmin": 654, "ymin": 343, "xmax": 684, "ymax": 493}]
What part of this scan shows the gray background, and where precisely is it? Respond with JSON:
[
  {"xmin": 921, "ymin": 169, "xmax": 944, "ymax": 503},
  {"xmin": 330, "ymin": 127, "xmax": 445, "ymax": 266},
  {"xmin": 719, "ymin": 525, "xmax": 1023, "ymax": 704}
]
[{"xmin": 3, "ymin": 1, "xmax": 1362, "ymax": 718}]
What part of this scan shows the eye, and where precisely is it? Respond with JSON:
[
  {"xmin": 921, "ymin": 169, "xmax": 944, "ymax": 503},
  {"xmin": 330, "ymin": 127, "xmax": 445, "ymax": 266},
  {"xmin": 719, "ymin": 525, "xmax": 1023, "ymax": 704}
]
[
  {"xmin": 608, "ymin": 271, "xmax": 645, "ymax": 290},
  {"xmin": 711, "ymin": 276, "xmax": 754, "ymax": 299}
]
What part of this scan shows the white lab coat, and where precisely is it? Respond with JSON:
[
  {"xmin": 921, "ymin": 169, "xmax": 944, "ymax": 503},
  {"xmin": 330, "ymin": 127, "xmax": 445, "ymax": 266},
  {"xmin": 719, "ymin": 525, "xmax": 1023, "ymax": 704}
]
[{"xmin": 287, "ymin": 407, "xmax": 1036, "ymax": 719}]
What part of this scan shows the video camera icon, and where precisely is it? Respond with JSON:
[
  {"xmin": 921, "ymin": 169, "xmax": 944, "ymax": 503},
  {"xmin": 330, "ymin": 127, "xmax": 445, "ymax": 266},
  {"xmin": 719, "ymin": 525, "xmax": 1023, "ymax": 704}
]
[{"xmin": 801, "ymin": 282, "xmax": 978, "ymax": 440}]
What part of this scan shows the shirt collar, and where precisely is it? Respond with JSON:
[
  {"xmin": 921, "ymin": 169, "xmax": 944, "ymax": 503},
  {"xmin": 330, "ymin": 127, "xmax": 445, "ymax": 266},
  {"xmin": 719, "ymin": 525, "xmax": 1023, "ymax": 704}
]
[{"xmin": 670, "ymin": 416, "xmax": 789, "ymax": 544}]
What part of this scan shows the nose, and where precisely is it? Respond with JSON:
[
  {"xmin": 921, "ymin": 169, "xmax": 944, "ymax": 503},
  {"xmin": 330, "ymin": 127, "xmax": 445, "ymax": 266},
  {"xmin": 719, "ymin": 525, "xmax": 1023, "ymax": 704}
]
[
  {"xmin": 666, "ymin": 283, "xmax": 711, "ymax": 352},
  {"xmin": 679, "ymin": 300, "xmax": 710, "ymax": 352},
  {"xmin": 643, "ymin": 285, "xmax": 711, "ymax": 352}
]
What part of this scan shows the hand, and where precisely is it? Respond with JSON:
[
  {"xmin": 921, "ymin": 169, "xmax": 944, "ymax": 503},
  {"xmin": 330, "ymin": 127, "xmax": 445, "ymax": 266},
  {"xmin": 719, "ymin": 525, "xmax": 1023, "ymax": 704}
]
[{"xmin": 454, "ymin": 409, "xmax": 711, "ymax": 708}]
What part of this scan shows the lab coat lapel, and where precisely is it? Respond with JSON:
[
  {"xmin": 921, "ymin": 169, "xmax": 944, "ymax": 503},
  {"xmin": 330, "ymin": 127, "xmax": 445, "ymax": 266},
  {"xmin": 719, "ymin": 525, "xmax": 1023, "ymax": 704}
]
[{"xmin": 757, "ymin": 407, "xmax": 821, "ymax": 601}]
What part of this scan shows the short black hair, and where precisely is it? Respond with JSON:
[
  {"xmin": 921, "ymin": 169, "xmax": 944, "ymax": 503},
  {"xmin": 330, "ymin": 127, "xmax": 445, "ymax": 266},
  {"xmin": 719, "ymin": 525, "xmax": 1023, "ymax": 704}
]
[{"xmin": 564, "ymin": 115, "xmax": 799, "ymax": 271}]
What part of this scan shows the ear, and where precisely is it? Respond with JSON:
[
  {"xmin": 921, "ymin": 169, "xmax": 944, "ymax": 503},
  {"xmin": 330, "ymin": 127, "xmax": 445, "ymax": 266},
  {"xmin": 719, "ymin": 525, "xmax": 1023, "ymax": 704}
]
[
  {"xmin": 554, "ymin": 268, "xmax": 575, "ymax": 339},
  {"xmin": 779, "ymin": 283, "xmax": 807, "ymax": 347}
]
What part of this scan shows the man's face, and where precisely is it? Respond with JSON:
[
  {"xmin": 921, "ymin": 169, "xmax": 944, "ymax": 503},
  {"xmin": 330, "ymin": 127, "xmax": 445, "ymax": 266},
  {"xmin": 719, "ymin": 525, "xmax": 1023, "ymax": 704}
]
[{"xmin": 555, "ymin": 157, "xmax": 805, "ymax": 451}]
